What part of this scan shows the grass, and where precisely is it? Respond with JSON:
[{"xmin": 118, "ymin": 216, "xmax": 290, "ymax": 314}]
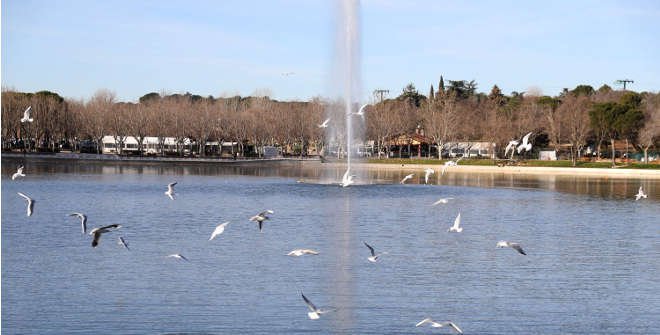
[{"xmin": 365, "ymin": 158, "xmax": 660, "ymax": 169}]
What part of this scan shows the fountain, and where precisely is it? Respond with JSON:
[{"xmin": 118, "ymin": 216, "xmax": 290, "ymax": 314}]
[{"xmin": 327, "ymin": 0, "xmax": 362, "ymax": 185}]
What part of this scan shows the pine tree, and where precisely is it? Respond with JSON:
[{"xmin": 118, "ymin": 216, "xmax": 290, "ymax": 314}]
[{"xmin": 429, "ymin": 85, "xmax": 435, "ymax": 102}]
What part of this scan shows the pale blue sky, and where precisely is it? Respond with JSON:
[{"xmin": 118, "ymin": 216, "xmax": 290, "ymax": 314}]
[{"xmin": 2, "ymin": 0, "xmax": 659, "ymax": 102}]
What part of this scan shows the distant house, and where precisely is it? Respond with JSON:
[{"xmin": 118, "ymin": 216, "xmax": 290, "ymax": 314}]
[
  {"xmin": 442, "ymin": 141, "xmax": 496, "ymax": 159},
  {"xmin": 384, "ymin": 131, "xmax": 434, "ymax": 158},
  {"xmin": 101, "ymin": 136, "xmax": 190, "ymax": 155}
]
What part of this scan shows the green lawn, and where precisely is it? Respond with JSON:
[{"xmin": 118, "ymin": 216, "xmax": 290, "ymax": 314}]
[{"xmin": 365, "ymin": 158, "xmax": 660, "ymax": 169}]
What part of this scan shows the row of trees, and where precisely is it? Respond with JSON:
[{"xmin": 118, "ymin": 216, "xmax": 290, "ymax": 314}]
[{"xmin": 2, "ymin": 78, "xmax": 658, "ymax": 164}]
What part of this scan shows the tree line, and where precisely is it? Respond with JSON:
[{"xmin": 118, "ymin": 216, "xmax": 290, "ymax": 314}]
[{"xmin": 2, "ymin": 77, "xmax": 658, "ymax": 165}]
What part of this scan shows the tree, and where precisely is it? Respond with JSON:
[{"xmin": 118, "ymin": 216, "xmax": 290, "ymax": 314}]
[
  {"xmin": 637, "ymin": 94, "xmax": 660, "ymax": 163},
  {"xmin": 590, "ymin": 92, "xmax": 644, "ymax": 166},
  {"xmin": 85, "ymin": 89, "xmax": 115, "ymax": 154},
  {"xmin": 398, "ymin": 83, "xmax": 426, "ymax": 107},
  {"xmin": 559, "ymin": 95, "xmax": 591, "ymax": 166},
  {"xmin": 538, "ymin": 96, "xmax": 562, "ymax": 151},
  {"xmin": 571, "ymin": 85, "xmax": 594, "ymax": 97}
]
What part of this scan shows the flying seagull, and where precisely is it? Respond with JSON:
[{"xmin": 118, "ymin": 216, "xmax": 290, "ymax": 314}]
[
  {"xmin": 424, "ymin": 168, "xmax": 435, "ymax": 184},
  {"xmin": 415, "ymin": 318, "xmax": 463, "ymax": 334},
  {"xmin": 504, "ymin": 140, "xmax": 519, "ymax": 158},
  {"xmin": 318, "ymin": 118, "xmax": 330, "ymax": 128},
  {"xmin": 635, "ymin": 186, "xmax": 648, "ymax": 200},
  {"xmin": 249, "ymin": 210, "xmax": 274, "ymax": 232},
  {"xmin": 497, "ymin": 240, "xmax": 527, "ymax": 255},
  {"xmin": 12, "ymin": 165, "xmax": 26, "ymax": 180},
  {"xmin": 301, "ymin": 292, "xmax": 334, "ymax": 320},
  {"xmin": 287, "ymin": 249, "xmax": 319, "ymax": 256},
  {"xmin": 351, "ymin": 103, "xmax": 368, "ymax": 118},
  {"xmin": 516, "ymin": 132, "xmax": 533, "ymax": 154},
  {"xmin": 167, "ymin": 253, "xmax": 189, "ymax": 261},
  {"xmin": 68, "ymin": 212, "xmax": 88, "ymax": 234},
  {"xmin": 448, "ymin": 212, "xmax": 462, "ymax": 232},
  {"xmin": 340, "ymin": 168, "xmax": 355, "ymax": 187},
  {"xmin": 209, "ymin": 221, "xmax": 230, "ymax": 240},
  {"xmin": 89, "ymin": 224, "xmax": 121, "ymax": 248},
  {"xmin": 364, "ymin": 241, "xmax": 387, "ymax": 263},
  {"xmin": 441, "ymin": 157, "xmax": 462, "ymax": 175},
  {"xmin": 432, "ymin": 197, "xmax": 454, "ymax": 206},
  {"xmin": 20, "ymin": 106, "xmax": 33, "ymax": 123},
  {"xmin": 118, "ymin": 236, "xmax": 130, "ymax": 250},
  {"xmin": 400, "ymin": 173, "xmax": 414, "ymax": 184},
  {"xmin": 165, "ymin": 182, "xmax": 177, "ymax": 200},
  {"xmin": 17, "ymin": 192, "xmax": 35, "ymax": 217}
]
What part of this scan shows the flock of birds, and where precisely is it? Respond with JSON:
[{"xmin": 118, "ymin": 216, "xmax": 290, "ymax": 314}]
[{"xmin": 7, "ymin": 107, "xmax": 652, "ymax": 332}]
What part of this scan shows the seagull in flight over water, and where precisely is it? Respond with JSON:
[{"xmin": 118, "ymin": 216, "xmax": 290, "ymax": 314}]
[
  {"xmin": 432, "ymin": 197, "xmax": 454, "ymax": 206},
  {"xmin": 497, "ymin": 240, "xmax": 527, "ymax": 255},
  {"xmin": 415, "ymin": 318, "xmax": 463, "ymax": 334},
  {"xmin": 400, "ymin": 173, "xmax": 414, "ymax": 184},
  {"xmin": 165, "ymin": 182, "xmax": 177, "ymax": 200},
  {"xmin": 318, "ymin": 118, "xmax": 330, "ymax": 128},
  {"xmin": 89, "ymin": 224, "xmax": 121, "ymax": 248},
  {"xmin": 424, "ymin": 168, "xmax": 435, "ymax": 184},
  {"xmin": 635, "ymin": 186, "xmax": 647, "ymax": 200},
  {"xmin": 209, "ymin": 221, "xmax": 230, "ymax": 240},
  {"xmin": 20, "ymin": 106, "xmax": 33, "ymax": 123},
  {"xmin": 516, "ymin": 132, "xmax": 533, "ymax": 154},
  {"xmin": 69, "ymin": 212, "xmax": 88, "ymax": 234},
  {"xmin": 287, "ymin": 249, "xmax": 319, "ymax": 256},
  {"xmin": 340, "ymin": 168, "xmax": 355, "ymax": 187},
  {"xmin": 17, "ymin": 192, "xmax": 35, "ymax": 217},
  {"xmin": 118, "ymin": 236, "xmax": 130, "ymax": 250},
  {"xmin": 448, "ymin": 212, "xmax": 462, "ymax": 232},
  {"xmin": 167, "ymin": 253, "xmax": 189, "ymax": 261},
  {"xmin": 12, "ymin": 165, "xmax": 26, "ymax": 180},
  {"xmin": 249, "ymin": 210, "xmax": 274, "ymax": 231},
  {"xmin": 364, "ymin": 241, "xmax": 387, "ymax": 262},
  {"xmin": 301, "ymin": 292, "xmax": 335, "ymax": 320}
]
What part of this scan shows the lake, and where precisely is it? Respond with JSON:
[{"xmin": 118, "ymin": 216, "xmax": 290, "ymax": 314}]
[{"xmin": 2, "ymin": 159, "xmax": 659, "ymax": 334}]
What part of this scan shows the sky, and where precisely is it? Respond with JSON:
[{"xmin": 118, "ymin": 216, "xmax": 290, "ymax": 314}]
[{"xmin": 2, "ymin": 0, "xmax": 659, "ymax": 103}]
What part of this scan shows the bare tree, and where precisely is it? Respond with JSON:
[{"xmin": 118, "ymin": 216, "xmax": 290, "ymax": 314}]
[
  {"xmin": 638, "ymin": 94, "xmax": 660, "ymax": 163},
  {"xmin": 85, "ymin": 90, "xmax": 116, "ymax": 154},
  {"xmin": 559, "ymin": 95, "xmax": 592, "ymax": 166}
]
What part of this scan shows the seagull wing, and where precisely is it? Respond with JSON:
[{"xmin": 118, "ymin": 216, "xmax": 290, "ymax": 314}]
[
  {"xmin": 446, "ymin": 322, "xmax": 463, "ymax": 334},
  {"xmin": 91, "ymin": 231, "xmax": 102, "ymax": 247},
  {"xmin": 510, "ymin": 243, "xmax": 526, "ymax": 255},
  {"xmin": 17, "ymin": 192, "xmax": 31, "ymax": 201},
  {"xmin": 301, "ymin": 292, "xmax": 318, "ymax": 312},
  {"xmin": 167, "ymin": 182, "xmax": 177, "ymax": 192},
  {"xmin": 452, "ymin": 212, "xmax": 461, "ymax": 229},
  {"xmin": 364, "ymin": 241, "xmax": 376, "ymax": 257},
  {"xmin": 118, "ymin": 237, "xmax": 130, "ymax": 250},
  {"xmin": 521, "ymin": 132, "xmax": 532, "ymax": 145},
  {"xmin": 416, "ymin": 318, "xmax": 433, "ymax": 327}
]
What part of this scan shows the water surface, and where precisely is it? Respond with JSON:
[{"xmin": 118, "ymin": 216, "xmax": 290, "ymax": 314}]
[{"xmin": 2, "ymin": 159, "xmax": 659, "ymax": 334}]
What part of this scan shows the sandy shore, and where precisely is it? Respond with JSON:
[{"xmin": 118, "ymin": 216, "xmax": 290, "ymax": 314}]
[{"xmin": 339, "ymin": 162, "xmax": 660, "ymax": 179}]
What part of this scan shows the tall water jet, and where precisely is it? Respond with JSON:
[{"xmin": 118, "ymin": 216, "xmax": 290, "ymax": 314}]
[{"xmin": 328, "ymin": 0, "xmax": 362, "ymax": 178}]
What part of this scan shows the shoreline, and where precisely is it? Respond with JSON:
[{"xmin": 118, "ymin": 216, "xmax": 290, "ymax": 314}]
[{"xmin": 3, "ymin": 152, "xmax": 659, "ymax": 179}]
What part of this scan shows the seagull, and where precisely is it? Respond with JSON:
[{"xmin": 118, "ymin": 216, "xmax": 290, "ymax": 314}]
[
  {"xmin": 209, "ymin": 221, "xmax": 230, "ymax": 240},
  {"xmin": 424, "ymin": 168, "xmax": 435, "ymax": 184},
  {"xmin": 118, "ymin": 236, "xmax": 130, "ymax": 250},
  {"xmin": 20, "ymin": 106, "xmax": 33, "ymax": 123},
  {"xmin": 497, "ymin": 240, "xmax": 527, "ymax": 255},
  {"xmin": 165, "ymin": 182, "xmax": 177, "ymax": 200},
  {"xmin": 351, "ymin": 103, "xmax": 368, "ymax": 118},
  {"xmin": 249, "ymin": 210, "xmax": 274, "ymax": 232},
  {"xmin": 364, "ymin": 241, "xmax": 387, "ymax": 262},
  {"xmin": 400, "ymin": 173, "xmax": 414, "ymax": 184},
  {"xmin": 432, "ymin": 197, "xmax": 454, "ymax": 206},
  {"xmin": 68, "ymin": 212, "xmax": 88, "ymax": 234},
  {"xmin": 516, "ymin": 132, "xmax": 533, "ymax": 154},
  {"xmin": 17, "ymin": 192, "xmax": 35, "ymax": 217},
  {"xmin": 635, "ymin": 186, "xmax": 647, "ymax": 200},
  {"xmin": 318, "ymin": 118, "xmax": 330, "ymax": 128},
  {"xmin": 448, "ymin": 212, "xmax": 462, "ymax": 232},
  {"xmin": 89, "ymin": 224, "xmax": 121, "ymax": 248},
  {"xmin": 12, "ymin": 165, "xmax": 26, "ymax": 180},
  {"xmin": 340, "ymin": 168, "xmax": 355, "ymax": 187},
  {"xmin": 441, "ymin": 157, "xmax": 462, "ymax": 175},
  {"xmin": 287, "ymin": 249, "xmax": 319, "ymax": 256},
  {"xmin": 167, "ymin": 253, "xmax": 189, "ymax": 261},
  {"xmin": 301, "ymin": 292, "xmax": 334, "ymax": 320},
  {"xmin": 415, "ymin": 318, "xmax": 463, "ymax": 334},
  {"xmin": 504, "ymin": 140, "xmax": 519, "ymax": 158}
]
